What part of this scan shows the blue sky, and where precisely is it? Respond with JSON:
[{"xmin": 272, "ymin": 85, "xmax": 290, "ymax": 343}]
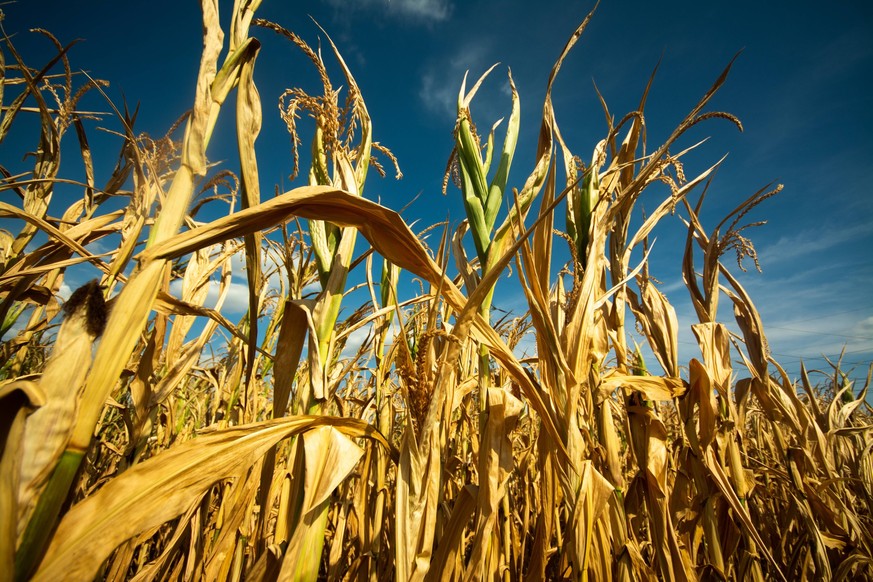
[{"xmin": 2, "ymin": 0, "xmax": 871, "ymax": 389}]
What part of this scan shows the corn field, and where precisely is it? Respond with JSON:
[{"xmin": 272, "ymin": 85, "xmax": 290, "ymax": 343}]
[{"xmin": 1, "ymin": 2, "xmax": 871, "ymax": 581}]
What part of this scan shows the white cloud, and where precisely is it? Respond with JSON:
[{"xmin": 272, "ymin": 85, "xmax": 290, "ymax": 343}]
[
  {"xmin": 758, "ymin": 222, "xmax": 873, "ymax": 265},
  {"xmin": 392, "ymin": 0, "xmax": 451, "ymax": 20},
  {"xmin": 418, "ymin": 42, "xmax": 498, "ymax": 121},
  {"xmin": 58, "ymin": 282, "xmax": 73, "ymax": 301},
  {"xmin": 598, "ymin": 257, "xmax": 873, "ymax": 384},
  {"xmin": 419, "ymin": 71, "xmax": 458, "ymax": 121},
  {"xmin": 169, "ymin": 277, "xmax": 251, "ymax": 314},
  {"xmin": 710, "ymin": 264, "xmax": 873, "ymax": 381},
  {"xmin": 762, "ymin": 315, "xmax": 872, "ymax": 359},
  {"xmin": 166, "ymin": 244, "xmax": 301, "ymax": 317},
  {"xmin": 340, "ymin": 323, "xmax": 375, "ymax": 359},
  {"xmin": 322, "ymin": 0, "xmax": 452, "ymax": 22},
  {"xmin": 301, "ymin": 280, "xmax": 321, "ymax": 297}
]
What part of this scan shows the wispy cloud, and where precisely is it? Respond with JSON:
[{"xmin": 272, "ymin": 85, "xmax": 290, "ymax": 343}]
[
  {"xmin": 744, "ymin": 26, "xmax": 872, "ymax": 161},
  {"xmin": 758, "ymin": 221, "xmax": 873, "ymax": 265},
  {"xmin": 416, "ymin": 40, "xmax": 519, "ymax": 128},
  {"xmin": 321, "ymin": 0, "xmax": 452, "ymax": 22},
  {"xmin": 340, "ymin": 323, "xmax": 375, "ymax": 359},
  {"xmin": 418, "ymin": 41, "xmax": 493, "ymax": 120},
  {"xmin": 168, "ymin": 278, "xmax": 251, "ymax": 315},
  {"xmin": 622, "ymin": 253, "xmax": 873, "ymax": 382},
  {"xmin": 718, "ymin": 263, "xmax": 872, "ymax": 378},
  {"xmin": 418, "ymin": 70, "xmax": 457, "ymax": 121},
  {"xmin": 166, "ymin": 245, "xmax": 310, "ymax": 318}
]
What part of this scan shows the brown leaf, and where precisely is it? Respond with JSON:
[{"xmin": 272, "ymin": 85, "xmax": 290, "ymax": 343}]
[{"xmin": 32, "ymin": 416, "xmax": 389, "ymax": 581}]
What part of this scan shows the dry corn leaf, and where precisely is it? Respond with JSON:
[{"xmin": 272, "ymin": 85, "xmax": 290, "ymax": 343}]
[
  {"xmin": 600, "ymin": 373, "xmax": 686, "ymax": 401},
  {"xmin": 0, "ymin": 201, "xmax": 93, "ymax": 263},
  {"xmin": 465, "ymin": 388, "xmax": 524, "ymax": 580},
  {"xmin": 166, "ymin": 244, "xmax": 220, "ymax": 363},
  {"xmin": 688, "ymin": 359, "xmax": 717, "ymax": 451},
  {"xmin": 153, "ymin": 287, "xmax": 249, "ymax": 347},
  {"xmin": 597, "ymin": 397, "xmax": 624, "ymax": 487},
  {"xmin": 0, "ymin": 380, "xmax": 45, "ymax": 579},
  {"xmin": 141, "ymin": 185, "xmax": 569, "ymax": 458},
  {"xmin": 720, "ymin": 269, "xmax": 769, "ymax": 382},
  {"xmin": 150, "ymin": 323, "xmax": 218, "ymax": 406},
  {"xmin": 300, "ymin": 426, "xmax": 363, "ymax": 515},
  {"xmin": 32, "ymin": 416, "xmax": 389, "ymax": 581},
  {"xmin": 140, "ymin": 186, "xmax": 437, "ymax": 280},
  {"xmin": 272, "ymin": 299, "xmax": 309, "ymax": 418},
  {"xmin": 69, "ymin": 260, "xmax": 165, "ymax": 452},
  {"xmin": 569, "ymin": 460, "xmax": 614, "ymax": 576},
  {"xmin": 17, "ymin": 282, "xmax": 103, "ymax": 531},
  {"xmin": 395, "ymin": 421, "xmax": 442, "ymax": 582},
  {"xmin": 235, "ymin": 38, "xmax": 263, "ymax": 391},
  {"xmin": 691, "ymin": 322, "xmax": 732, "ymax": 394},
  {"xmin": 627, "ymin": 277, "xmax": 680, "ymax": 377},
  {"xmin": 202, "ymin": 466, "xmax": 262, "ymax": 581},
  {"xmin": 426, "ymin": 485, "xmax": 478, "ymax": 582},
  {"xmin": 702, "ymin": 447, "xmax": 786, "ymax": 581},
  {"xmin": 624, "ymin": 155, "xmax": 724, "ymax": 256},
  {"xmin": 177, "ymin": 0, "xmax": 222, "ymax": 180},
  {"xmin": 126, "ymin": 497, "xmax": 203, "ymax": 582}
]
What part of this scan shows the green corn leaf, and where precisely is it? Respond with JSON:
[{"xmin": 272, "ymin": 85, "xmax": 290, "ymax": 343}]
[
  {"xmin": 484, "ymin": 70, "xmax": 519, "ymax": 235},
  {"xmin": 460, "ymin": 181, "xmax": 490, "ymax": 264},
  {"xmin": 456, "ymin": 67, "xmax": 498, "ymax": 207},
  {"xmin": 482, "ymin": 119, "xmax": 498, "ymax": 177}
]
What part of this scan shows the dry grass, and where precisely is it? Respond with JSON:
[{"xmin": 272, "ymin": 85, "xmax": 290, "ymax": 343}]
[{"xmin": 2, "ymin": 3, "xmax": 872, "ymax": 581}]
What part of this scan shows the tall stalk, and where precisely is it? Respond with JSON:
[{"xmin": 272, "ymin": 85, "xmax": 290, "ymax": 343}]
[{"xmin": 451, "ymin": 66, "xmax": 519, "ymax": 406}]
